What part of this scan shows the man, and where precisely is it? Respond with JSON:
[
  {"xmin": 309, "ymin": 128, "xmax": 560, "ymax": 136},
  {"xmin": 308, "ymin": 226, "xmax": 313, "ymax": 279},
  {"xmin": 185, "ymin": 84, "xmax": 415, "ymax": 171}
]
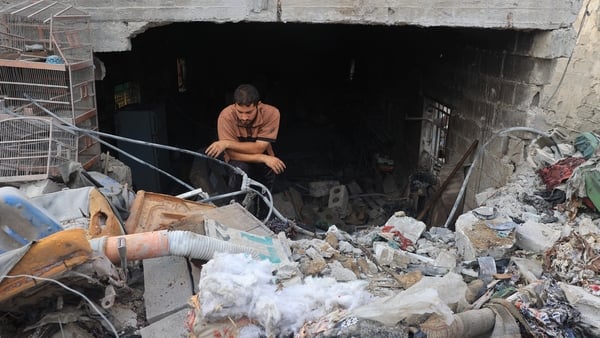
[{"xmin": 203, "ymin": 84, "xmax": 286, "ymax": 195}]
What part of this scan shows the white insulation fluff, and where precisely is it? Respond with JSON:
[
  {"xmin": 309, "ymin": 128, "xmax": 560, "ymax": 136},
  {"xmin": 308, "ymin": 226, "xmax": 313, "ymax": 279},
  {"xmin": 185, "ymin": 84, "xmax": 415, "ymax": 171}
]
[{"xmin": 198, "ymin": 252, "xmax": 373, "ymax": 336}]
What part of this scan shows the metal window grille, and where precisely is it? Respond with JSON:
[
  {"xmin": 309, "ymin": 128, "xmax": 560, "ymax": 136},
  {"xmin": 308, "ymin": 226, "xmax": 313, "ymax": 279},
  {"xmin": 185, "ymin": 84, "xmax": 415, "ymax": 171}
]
[{"xmin": 420, "ymin": 98, "xmax": 452, "ymax": 173}]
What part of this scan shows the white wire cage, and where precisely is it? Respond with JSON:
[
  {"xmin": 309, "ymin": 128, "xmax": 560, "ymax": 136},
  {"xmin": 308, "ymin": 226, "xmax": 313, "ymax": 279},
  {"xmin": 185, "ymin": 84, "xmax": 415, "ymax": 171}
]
[
  {"xmin": 0, "ymin": 116, "xmax": 76, "ymax": 182},
  {"xmin": 0, "ymin": 1, "xmax": 100, "ymax": 167}
]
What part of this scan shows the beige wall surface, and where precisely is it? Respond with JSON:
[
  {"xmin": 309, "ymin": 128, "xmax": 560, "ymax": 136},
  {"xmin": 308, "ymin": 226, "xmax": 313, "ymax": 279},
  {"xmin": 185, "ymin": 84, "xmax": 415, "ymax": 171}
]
[
  {"xmin": 540, "ymin": 0, "xmax": 600, "ymax": 136},
  {"xmin": 0, "ymin": 0, "xmax": 583, "ymax": 52}
]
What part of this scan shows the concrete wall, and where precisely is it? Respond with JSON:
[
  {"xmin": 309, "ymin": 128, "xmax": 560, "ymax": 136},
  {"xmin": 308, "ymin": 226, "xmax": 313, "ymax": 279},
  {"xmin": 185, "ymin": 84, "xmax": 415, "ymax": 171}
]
[
  {"xmin": 540, "ymin": 0, "xmax": 600, "ymax": 134},
  {"xmin": 420, "ymin": 27, "xmax": 578, "ymax": 209},
  {"xmin": 0, "ymin": 0, "xmax": 581, "ymax": 52},
  {"xmin": 418, "ymin": 0, "xmax": 598, "ymax": 209}
]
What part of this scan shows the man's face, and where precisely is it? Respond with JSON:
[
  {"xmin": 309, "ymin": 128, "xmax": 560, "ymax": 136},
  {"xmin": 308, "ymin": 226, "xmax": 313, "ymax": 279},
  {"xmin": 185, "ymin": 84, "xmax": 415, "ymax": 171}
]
[{"xmin": 234, "ymin": 103, "xmax": 258, "ymax": 126}]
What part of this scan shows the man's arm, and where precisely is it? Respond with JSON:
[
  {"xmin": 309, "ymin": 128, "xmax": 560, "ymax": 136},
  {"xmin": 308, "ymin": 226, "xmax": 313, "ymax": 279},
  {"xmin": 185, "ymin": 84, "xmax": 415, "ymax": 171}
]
[
  {"xmin": 226, "ymin": 149, "xmax": 286, "ymax": 174},
  {"xmin": 205, "ymin": 139, "xmax": 268, "ymax": 158}
]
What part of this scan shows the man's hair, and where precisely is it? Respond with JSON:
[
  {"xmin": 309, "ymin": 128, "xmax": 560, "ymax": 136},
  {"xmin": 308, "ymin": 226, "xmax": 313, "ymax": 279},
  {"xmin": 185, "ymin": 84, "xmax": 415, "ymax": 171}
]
[{"xmin": 233, "ymin": 84, "xmax": 260, "ymax": 106}]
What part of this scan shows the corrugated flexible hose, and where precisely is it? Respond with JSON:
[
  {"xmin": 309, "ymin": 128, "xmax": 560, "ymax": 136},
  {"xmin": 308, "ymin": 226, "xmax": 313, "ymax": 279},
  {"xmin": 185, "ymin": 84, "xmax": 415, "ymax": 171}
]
[{"xmin": 90, "ymin": 230, "xmax": 258, "ymax": 263}]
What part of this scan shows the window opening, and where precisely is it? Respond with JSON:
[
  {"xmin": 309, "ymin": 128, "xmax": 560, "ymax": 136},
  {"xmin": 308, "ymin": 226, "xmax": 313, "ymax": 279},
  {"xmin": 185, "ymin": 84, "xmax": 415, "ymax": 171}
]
[{"xmin": 419, "ymin": 98, "xmax": 451, "ymax": 174}]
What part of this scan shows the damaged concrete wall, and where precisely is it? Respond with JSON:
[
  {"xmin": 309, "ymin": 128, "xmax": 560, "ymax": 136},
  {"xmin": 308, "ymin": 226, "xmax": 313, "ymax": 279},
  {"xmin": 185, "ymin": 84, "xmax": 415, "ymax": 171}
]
[
  {"xmin": 419, "ymin": 1, "xmax": 599, "ymax": 210},
  {"xmin": 540, "ymin": 0, "xmax": 600, "ymax": 134},
  {"xmin": 421, "ymin": 29, "xmax": 571, "ymax": 209},
  {"xmin": 0, "ymin": 0, "xmax": 581, "ymax": 52}
]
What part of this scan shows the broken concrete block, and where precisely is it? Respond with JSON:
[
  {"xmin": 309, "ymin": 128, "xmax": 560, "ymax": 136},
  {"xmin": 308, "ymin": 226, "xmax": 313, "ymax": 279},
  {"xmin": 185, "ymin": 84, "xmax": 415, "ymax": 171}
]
[
  {"xmin": 107, "ymin": 303, "xmax": 138, "ymax": 333},
  {"xmin": 325, "ymin": 232, "xmax": 339, "ymax": 249},
  {"xmin": 328, "ymin": 260, "xmax": 357, "ymax": 281},
  {"xmin": 434, "ymin": 250, "xmax": 457, "ymax": 269},
  {"xmin": 357, "ymin": 257, "xmax": 379, "ymax": 275},
  {"xmin": 373, "ymin": 242, "xmax": 395, "ymax": 266},
  {"xmin": 99, "ymin": 153, "xmax": 133, "ymax": 186},
  {"xmin": 383, "ymin": 212, "xmax": 426, "ymax": 244},
  {"xmin": 455, "ymin": 213, "xmax": 516, "ymax": 261},
  {"xmin": 559, "ymin": 283, "xmax": 600, "ymax": 337},
  {"xmin": 308, "ymin": 180, "xmax": 340, "ymax": 197},
  {"xmin": 515, "ymin": 220, "xmax": 561, "ymax": 253},
  {"xmin": 299, "ymin": 258, "xmax": 327, "ymax": 276},
  {"xmin": 372, "ymin": 242, "xmax": 410, "ymax": 268},
  {"xmin": 338, "ymin": 240, "xmax": 355, "ymax": 254},
  {"xmin": 427, "ymin": 227, "xmax": 455, "ymax": 244},
  {"xmin": 143, "ymin": 256, "xmax": 194, "ymax": 324},
  {"xmin": 328, "ymin": 184, "xmax": 349, "ymax": 216},
  {"xmin": 510, "ymin": 257, "xmax": 543, "ymax": 283}
]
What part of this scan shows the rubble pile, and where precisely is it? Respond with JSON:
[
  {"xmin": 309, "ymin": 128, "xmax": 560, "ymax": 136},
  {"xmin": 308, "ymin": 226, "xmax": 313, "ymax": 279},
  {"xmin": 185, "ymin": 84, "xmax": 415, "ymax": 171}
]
[{"xmin": 2, "ymin": 132, "xmax": 600, "ymax": 337}]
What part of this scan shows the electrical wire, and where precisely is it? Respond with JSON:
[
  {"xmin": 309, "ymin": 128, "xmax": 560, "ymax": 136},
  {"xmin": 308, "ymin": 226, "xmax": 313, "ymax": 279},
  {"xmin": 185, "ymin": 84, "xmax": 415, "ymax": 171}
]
[
  {"xmin": 22, "ymin": 95, "xmax": 315, "ymax": 237},
  {"xmin": 23, "ymin": 95, "xmax": 308, "ymax": 235},
  {"xmin": 23, "ymin": 94, "xmax": 197, "ymax": 193},
  {"xmin": 0, "ymin": 274, "xmax": 119, "ymax": 337}
]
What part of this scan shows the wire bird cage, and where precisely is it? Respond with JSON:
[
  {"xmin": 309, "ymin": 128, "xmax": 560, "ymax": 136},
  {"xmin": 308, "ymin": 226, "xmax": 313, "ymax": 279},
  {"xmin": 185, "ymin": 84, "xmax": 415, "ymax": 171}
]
[
  {"xmin": 0, "ymin": 1, "xmax": 100, "ymax": 168},
  {"xmin": 0, "ymin": 116, "xmax": 76, "ymax": 182}
]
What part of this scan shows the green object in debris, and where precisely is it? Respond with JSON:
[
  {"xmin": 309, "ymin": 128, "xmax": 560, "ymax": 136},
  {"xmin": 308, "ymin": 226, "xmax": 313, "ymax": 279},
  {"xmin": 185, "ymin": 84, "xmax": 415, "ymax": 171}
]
[
  {"xmin": 584, "ymin": 170, "xmax": 600, "ymax": 211},
  {"xmin": 491, "ymin": 285, "xmax": 517, "ymax": 299},
  {"xmin": 574, "ymin": 132, "xmax": 600, "ymax": 159}
]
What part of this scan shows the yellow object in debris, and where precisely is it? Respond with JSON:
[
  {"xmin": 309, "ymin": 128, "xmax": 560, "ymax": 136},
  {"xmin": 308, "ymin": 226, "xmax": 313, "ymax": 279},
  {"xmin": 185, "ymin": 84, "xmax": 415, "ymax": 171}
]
[
  {"xmin": 88, "ymin": 188, "xmax": 126, "ymax": 238},
  {"xmin": 0, "ymin": 229, "xmax": 92, "ymax": 303}
]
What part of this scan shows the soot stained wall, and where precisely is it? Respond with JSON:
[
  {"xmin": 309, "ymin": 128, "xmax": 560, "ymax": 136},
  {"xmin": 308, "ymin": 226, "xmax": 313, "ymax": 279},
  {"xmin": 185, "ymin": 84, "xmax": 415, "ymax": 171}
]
[
  {"xmin": 420, "ymin": 29, "xmax": 556, "ymax": 208},
  {"xmin": 96, "ymin": 22, "xmax": 425, "ymax": 193},
  {"xmin": 95, "ymin": 23, "xmax": 553, "ymax": 201}
]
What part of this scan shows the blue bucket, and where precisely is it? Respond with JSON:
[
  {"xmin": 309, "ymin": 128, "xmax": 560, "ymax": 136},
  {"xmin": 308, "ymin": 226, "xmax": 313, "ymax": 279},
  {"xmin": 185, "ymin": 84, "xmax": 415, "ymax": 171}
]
[{"xmin": 0, "ymin": 187, "xmax": 63, "ymax": 253}]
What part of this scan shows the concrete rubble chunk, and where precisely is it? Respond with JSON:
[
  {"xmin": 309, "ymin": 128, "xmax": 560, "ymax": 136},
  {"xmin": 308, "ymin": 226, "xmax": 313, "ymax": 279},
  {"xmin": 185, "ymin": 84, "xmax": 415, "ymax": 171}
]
[
  {"xmin": 372, "ymin": 241, "xmax": 411, "ymax": 268},
  {"xmin": 559, "ymin": 282, "xmax": 600, "ymax": 337},
  {"xmin": 383, "ymin": 211, "xmax": 426, "ymax": 244},
  {"xmin": 510, "ymin": 256, "xmax": 543, "ymax": 283},
  {"xmin": 328, "ymin": 260, "xmax": 358, "ymax": 281},
  {"xmin": 515, "ymin": 220, "xmax": 562, "ymax": 252},
  {"xmin": 455, "ymin": 212, "xmax": 516, "ymax": 261},
  {"xmin": 143, "ymin": 256, "xmax": 194, "ymax": 324},
  {"xmin": 328, "ymin": 184, "xmax": 350, "ymax": 217},
  {"xmin": 434, "ymin": 250, "xmax": 457, "ymax": 269}
]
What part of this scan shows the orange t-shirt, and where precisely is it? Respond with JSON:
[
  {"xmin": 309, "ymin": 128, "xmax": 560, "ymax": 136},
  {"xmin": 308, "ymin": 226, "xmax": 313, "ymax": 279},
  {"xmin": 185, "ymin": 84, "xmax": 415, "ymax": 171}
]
[{"xmin": 217, "ymin": 102, "xmax": 280, "ymax": 150}]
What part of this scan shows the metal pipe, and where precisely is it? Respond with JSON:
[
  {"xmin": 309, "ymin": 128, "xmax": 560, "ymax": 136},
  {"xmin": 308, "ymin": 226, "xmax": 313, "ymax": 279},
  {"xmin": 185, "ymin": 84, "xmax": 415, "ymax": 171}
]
[{"xmin": 443, "ymin": 127, "xmax": 561, "ymax": 228}]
